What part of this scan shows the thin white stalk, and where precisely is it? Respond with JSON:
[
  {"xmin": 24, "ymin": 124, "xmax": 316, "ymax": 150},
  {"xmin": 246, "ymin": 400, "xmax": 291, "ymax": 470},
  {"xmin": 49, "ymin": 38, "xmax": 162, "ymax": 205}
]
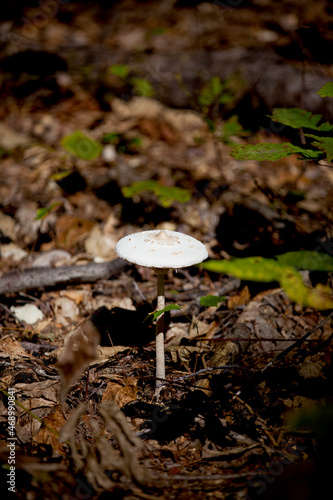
[{"xmin": 155, "ymin": 270, "xmax": 166, "ymax": 391}]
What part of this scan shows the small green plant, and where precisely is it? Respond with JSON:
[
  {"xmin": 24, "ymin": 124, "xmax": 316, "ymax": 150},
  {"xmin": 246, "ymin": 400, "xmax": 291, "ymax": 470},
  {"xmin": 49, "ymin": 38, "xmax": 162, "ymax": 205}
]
[
  {"xmin": 198, "ymin": 76, "xmax": 234, "ymax": 116},
  {"xmin": 102, "ymin": 132, "xmax": 141, "ymax": 154},
  {"xmin": 201, "ymin": 251, "xmax": 333, "ymax": 310},
  {"xmin": 35, "ymin": 202, "xmax": 61, "ymax": 220},
  {"xmin": 197, "ymin": 76, "xmax": 247, "ymax": 140},
  {"xmin": 122, "ymin": 180, "xmax": 191, "ymax": 208},
  {"xmin": 176, "ymin": 74, "xmax": 248, "ymax": 168},
  {"xmin": 61, "ymin": 131, "xmax": 102, "ymax": 160},
  {"xmin": 148, "ymin": 304, "xmax": 182, "ymax": 321},
  {"xmin": 147, "ymin": 295, "xmax": 225, "ymax": 321},
  {"xmin": 202, "ymin": 83, "xmax": 333, "ymax": 311},
  {"xmin": 199, "ymin": 295, "xmax": 226, "ymax": 307},
  {"xmin": 231, "ymin": 83, "xmax": 333, "ymax": 162},
  {"xmin": 109, "ymin": 64, "xmax": 155, "ymax": 98},
  {"xmin": 109, "ymin": 64, "xmax": 131, "ymax": 78},
  {"xmin": 221, "ymin": 115, "xmax": 247, "ymax": 144},
  {"xmin": 130, "ymin": 77, "xmax": 155, "ymax": 98}
]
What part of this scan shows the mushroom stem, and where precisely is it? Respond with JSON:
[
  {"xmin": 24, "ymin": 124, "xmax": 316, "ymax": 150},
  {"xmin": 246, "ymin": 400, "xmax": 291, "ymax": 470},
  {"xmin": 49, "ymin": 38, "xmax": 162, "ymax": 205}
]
[{"xmin": 155, "ymin": 270, "xmax": 166, "ymax": 391}]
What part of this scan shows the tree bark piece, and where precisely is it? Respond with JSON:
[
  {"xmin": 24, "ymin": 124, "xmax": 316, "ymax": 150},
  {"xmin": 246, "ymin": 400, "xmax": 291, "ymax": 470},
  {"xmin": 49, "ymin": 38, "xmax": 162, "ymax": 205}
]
[{"xmin": 0, "ymin": 258, "xmax": 128, "ymax": 295}]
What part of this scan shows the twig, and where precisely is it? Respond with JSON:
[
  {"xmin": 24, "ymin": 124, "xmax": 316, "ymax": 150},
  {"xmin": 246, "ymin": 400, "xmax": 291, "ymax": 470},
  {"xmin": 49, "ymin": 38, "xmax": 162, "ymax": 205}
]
[
  {"xmin": 261, "ymin": 310, "xmax": 333, "ymax": 373},
  {"xmin": 174, "ymin": 364, "xmax": 244, "ymax": 381},
  {"xmin": 0, "ymin": 258, "xmax": 128, "ymax": 294}
]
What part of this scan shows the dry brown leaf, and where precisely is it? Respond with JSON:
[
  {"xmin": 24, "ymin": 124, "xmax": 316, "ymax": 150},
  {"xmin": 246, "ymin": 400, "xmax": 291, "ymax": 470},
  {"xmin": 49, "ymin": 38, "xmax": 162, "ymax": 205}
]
[
  {"xmin": 99, "ymin": 402, "xmax": 151, "ymax": 486},
  {"xmin": 137, "ymin": 117, "xmax": 179, "ymax": 143},
  {"xmin": 227, "ymin": 286, "xmax": 251, "ymax": 309},
  {"xmin": 0, "ymin": 447, "xmax": 64, "ymax": 478},
  {"xmin": 0, "ymin": 212, "xmax": 16, "ymax": 241},
  {"xmin": 84, "ymin": 224, "xmax": 118, "ymax": 261},
  {"xmin": 283, "ymin": 396, "xmax": 319, "ymax": 410},
  {"xmin": 111, "ymin": 96, "xmax": 163, "ymax": 120},
  {"xmin": 55, "ymin": 215, "xmax": 95, "ymax": 249},
  {"xmin": 59, "ymin": 289, "xmax": 87, "ymax": 305},
  {"xmin": 34, "ymin": 405, "xmax": 66, "ymax": 453},
  {"xmin": 96, "ymin": 345, "xmax": 130, "ymax": 362},
  {"xmin": 15, "ymin": 379, "xmax": 59, "ymax": 401},
  {"xmin": 59, "ymin": 400, "xmax": 151, "ymax": 489},
  {"xmin": 1, "ymin": 243, "xmax": 28, "ymax": 261},
  {"xmin": 297, "ymin": 355, "xmax": 326, "ymax": 380},
  {"xmin": 12, "ymin": 379, "xmax": 60, "ymax": 443},
  {"xmin": 0, "ymin": 337, "xmax": 32, "ymax": 358},
  {"xmin": 101, "ymin": 379, "xmax": 138, "ymax": 407},
  {"xmin": 34, "ymin": 318, "xmax": 52, "ymax": 334},
  {"xmin": 55, "ymin": 320, "xmax": 101, "ymax": 401},
  {"xmin": 54, "ymin": 296, "xmax": 80, "ymax": 326}
]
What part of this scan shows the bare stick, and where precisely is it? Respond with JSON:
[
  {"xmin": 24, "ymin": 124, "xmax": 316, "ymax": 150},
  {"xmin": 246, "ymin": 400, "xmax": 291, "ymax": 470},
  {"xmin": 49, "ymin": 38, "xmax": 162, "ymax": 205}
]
[{"xmin": 0, "ymin": 258, "xmax": 127, "ymax": 295}]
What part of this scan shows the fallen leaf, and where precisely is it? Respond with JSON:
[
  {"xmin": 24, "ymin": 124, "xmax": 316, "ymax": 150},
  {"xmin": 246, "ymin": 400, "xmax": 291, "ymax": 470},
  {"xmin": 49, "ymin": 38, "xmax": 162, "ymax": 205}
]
[
  {"xmin": 85, "ymin": 224, "xmax": 118, "ymax": 261},
  {"xmin": 1, "ymin": 243, "xmax": 28, "ymax": 261},
  {"xmin": 0, "ymin": 212, "xmax": 17, "ymax": 240},
  {"xmin": 54, "ymin": 296, "xmax": 80, "ymax": 326},
  {"xmin": 101, "ymin": 378, "xmax": 138, "ymax": 408},
  {"xmin": 60, "ymin": 289, "xmax": 87, "ymax": 306},
  {"xmin": 34, "ymin": 405, "xmax": 66, "ymax": 453},
  {"xmin": 31, "ymin": 249, "xmax": 71, "ymax": 267},
  {"xmin": 227, "ymin": 286, "xmax": 251, "ymax": 308},
  {"xmin": 55, "ymin": 215, "xmax": 95, "ymax": 249},
  {"xmin": 0, "ymin": 122, "xmax": 30, "ymax": 149},
  {"xmin": 96, "ymin": 345, "xmax": 130, "ymax": 362},
  {"xmin": 56, "ymin": 320, "xmax": 101, "ymax": 401},
  {"xmin": 0, "ymin": 337, "xmax": 31, "ymax": 357}
]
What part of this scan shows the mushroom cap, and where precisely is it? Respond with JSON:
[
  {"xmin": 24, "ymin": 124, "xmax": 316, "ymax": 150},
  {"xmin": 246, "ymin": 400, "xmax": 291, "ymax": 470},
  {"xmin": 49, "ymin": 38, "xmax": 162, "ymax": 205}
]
[{"xmin": 115, "ymin": 230, "xmax": 208, "ymax": 269}]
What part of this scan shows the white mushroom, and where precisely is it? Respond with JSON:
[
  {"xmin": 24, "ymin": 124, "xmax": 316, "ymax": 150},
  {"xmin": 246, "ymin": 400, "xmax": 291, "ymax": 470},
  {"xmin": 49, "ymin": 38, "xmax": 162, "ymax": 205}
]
[{"xmin": 115, "ymin": 230, "xmax": 208, "ymax": 394}]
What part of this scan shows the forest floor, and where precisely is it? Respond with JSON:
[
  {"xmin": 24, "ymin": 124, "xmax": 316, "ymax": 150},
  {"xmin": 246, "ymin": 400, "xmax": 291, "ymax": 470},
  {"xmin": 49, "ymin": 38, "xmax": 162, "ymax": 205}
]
[{"xmin": 0, "ymin": 1, "xmax": 333, "ymax": 499}]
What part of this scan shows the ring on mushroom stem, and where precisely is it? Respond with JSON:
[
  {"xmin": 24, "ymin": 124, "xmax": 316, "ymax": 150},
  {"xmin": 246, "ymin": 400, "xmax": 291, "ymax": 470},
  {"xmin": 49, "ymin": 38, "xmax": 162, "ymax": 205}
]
[{"xmin": 115, "ymin": 230, "xmax": 208, "ymax": 396}]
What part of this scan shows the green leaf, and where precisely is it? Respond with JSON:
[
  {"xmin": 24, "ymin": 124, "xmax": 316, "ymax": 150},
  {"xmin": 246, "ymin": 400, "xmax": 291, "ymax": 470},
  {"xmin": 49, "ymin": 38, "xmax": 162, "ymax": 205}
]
[
  {"xmin": 305, "ymin": 135, "xmax": 333, "ymax": 162},
  {"xmin": 149, "ymin": 27, "xmax": 168, "ymax": 35},
  {"xmin": 61, "ymin": 131, "xmax": 102, "ymax": 160},
  {"xmin": 201, "ymin": 257, "xmax": 285, "ymax": 282},
  {"xmin": 317, "ymin": 82, "xmax": 333, "ymax": 98},
  {"xmin": 102, "ymin": 132, "xmax": 121, "ymax": 144},
  {"xmin": 130, "ymin": 77, "xmax": 155, "ymax": 97},
  {"xmin": 122, "ymin": 180, "xmax": 191, "ymax": 207},
  {"xmin": 201, "ymin": 257, "xmax": 333, "ymax": 310},
  {"xmin": 50, "ymin": 170, "xmax": 72, "ymax": 182},
  {"xmin": 109, "ymin": 64, "xmax": 130, "ymax": 78},
  {"xmin": 270, "ymin": 108, "xmax": 333, "ymax": 131},
  {"xmin": 200, "ymin": 295, "xmax": 226, "ymax": 307},
  {"xmin": 211, "ymin": 76, "xmax": 224, "ymax": 97},
  {"xmin": 35, "ymin": 202, "xmax": 61, "ymax": 220},
  {"xmin": 198, "ymin": 77, "xmax": 233, "ymax": 107},
  {"xmin": 230, "ymin": 142, "xmax": 318, "ymax": 161},
  {"xmin": 280, "ymin": 270, "xmax": 333, "ymax": 310},
  {"xmin": 149, "ymin": 304, "xmax": 181, "ymax": 321},
  {"xmin": 276, "ymin": 251, "xmax": 333, "ymax": 271},
  {"xmin": 222, "ymin": 115, "xmax": 247, "ymax": 143}
]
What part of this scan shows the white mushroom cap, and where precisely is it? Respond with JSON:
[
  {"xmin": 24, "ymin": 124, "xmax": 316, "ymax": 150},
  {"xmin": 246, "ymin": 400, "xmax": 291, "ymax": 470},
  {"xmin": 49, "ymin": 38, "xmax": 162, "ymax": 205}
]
[{"xmin": 116, "ymin": 230, "xmax": 208, "ymax": 269}]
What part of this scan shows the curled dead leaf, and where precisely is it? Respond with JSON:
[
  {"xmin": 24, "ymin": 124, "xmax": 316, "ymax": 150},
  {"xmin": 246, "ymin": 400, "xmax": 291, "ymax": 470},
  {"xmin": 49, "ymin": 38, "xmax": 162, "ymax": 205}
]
[
  {"xmin": 55, "ymin": 320, "xmax": 101, "ymax": 402},
  {"xmin": 101, "ymin": 378, "xmax": 138, "ymax": 408}
]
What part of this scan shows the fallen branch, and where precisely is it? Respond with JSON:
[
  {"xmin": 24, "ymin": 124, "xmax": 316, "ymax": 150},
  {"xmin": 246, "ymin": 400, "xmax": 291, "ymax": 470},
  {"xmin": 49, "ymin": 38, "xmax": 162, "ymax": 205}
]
[{"xmin": 0, "ymin": 258, "xmax": 128, "ymax": 294}]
